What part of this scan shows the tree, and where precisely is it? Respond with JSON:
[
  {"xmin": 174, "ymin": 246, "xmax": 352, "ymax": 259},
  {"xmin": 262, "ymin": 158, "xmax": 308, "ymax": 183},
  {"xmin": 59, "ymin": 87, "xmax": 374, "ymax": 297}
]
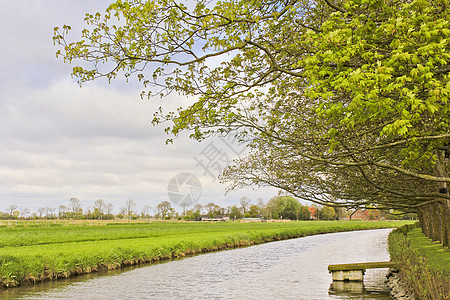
[
  {"xmin": 184, "ymin": 209, "xmax": 200, "ymax": 221},
  {"xmin": 192, "ymin": 210, "xmax": 202, "ymax": 221},
  {"xmin": 297, "ymin": 205, "xmax": 311, "ymax": 221},
  {"xmin": 19, "ymin": 207, "xmax": 30, "ymax": 219},
  {"xmin": 204, "ymin": 202, "xmax": 217, "ymax": 216},
  {"xmin": 141, "ymin": 205, "xmax": 152, "ymax": 219},
  {"xmin": 44, "ymin": 207, "xmax": 56, "ymax": 219},
  {"xmin": 105, "ymin": 203, "xmax": 114, "ymax": 215},
  {"xmin": 11, "ymin": 210, "xmax": 20, "ymax": 220},
  {"xmin": 256, "ymin": 197, "xmax": 266, "ymax": 214},
  {"xmin": 247, "ymin": 204, "xmax": 261, "ymax": 218},
  {"xmin": 320, "ymin": 206, "xmax": 335, "ymax": 221},
  {"xmin": 333, "ymin": 207, "xmax": 347, "ymax": 220},
  {"xmin": 156, "ymin": 201, "xmax": 175, "ymax": 219},
  {"xmin": 180, "ymin": 202, "xmax": 189, "ymax": 217},
  {"xmin": 37, "ymin": 207, "xmax": 45, "ymax": 219},
  {"xmin": 239, "ymin": 197, "xmax": 251, "ymax": 215},
  {"xmin": 6, "ymin": 204, "xmax": 18, "ymax": 219},
  {"xmin": 55, "ymin": 0, "xmax": 449, "ymax": 246},
  {"xmin": 193, "ymin": 204, "xmax": 204, "ymax": 215},
  {"xmin": 229, "ymin": 205, "xmax": 243, "ymax": 220},
  {"xmin": 118, "ymin": 207, "xmax": 127, "ymax": 219},
  {"xmin": 94, "ymin": 199, "xmax": 107, "ymax": 220},
  {"xmin": 123, "ymin": 198, "xmax": 136, "ymax": 221},
  {"xmin": 203, "ymin": 202, "xmax": 224, "ymax": 216},
  {"xmin": 266, "ymin": 196, "xmax": 302, "ymax": 220},
  {"xmin": 69, "ymin": 197, "xmax": 83, "ymax": 219},
  {"xmin": 58, "ymin": 205, "xmax": 67, "ymax": 219}
]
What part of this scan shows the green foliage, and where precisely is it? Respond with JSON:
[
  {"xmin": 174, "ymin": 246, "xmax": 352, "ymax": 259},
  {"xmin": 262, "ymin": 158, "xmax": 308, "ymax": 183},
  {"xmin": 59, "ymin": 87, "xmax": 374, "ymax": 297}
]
[
  {"xmin": 247, "ymin": 204, "xmax": 261, "ymax": 218},
  {"xmin": 389, "ymin": 225, "xmax": 449, "ymax": 299},
  {"xmin": 54, "ymin": 0, "xmax": 450, "ymax": 159},
  {"xmin": 184, "ymin": 209, "xmax": 202, "ymax": 221},
  {"xmin": 229, "ymin": 205, "xmax": 243, "ymax": 219},
  {"xmin": 297, "ymin": 205, "xmax": 311, "ymax": 220},
  {"xmin": 320, "ymin": 206, "xmax": 335, "ymax": 220},
  {"xmin": 304, "ymin": 0, "xmax": 449, "ymax": 167},
  {"xmin": 265, "ymin": 196, "xmax": 309, "ymax": 220}
]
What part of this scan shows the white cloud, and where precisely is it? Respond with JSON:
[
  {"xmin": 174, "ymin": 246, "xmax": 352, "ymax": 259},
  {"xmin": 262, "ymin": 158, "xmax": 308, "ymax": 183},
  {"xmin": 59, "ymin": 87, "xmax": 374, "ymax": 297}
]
[{"xmin": 0, "ymin": 0, "xmax": 279, "ymax": 214}]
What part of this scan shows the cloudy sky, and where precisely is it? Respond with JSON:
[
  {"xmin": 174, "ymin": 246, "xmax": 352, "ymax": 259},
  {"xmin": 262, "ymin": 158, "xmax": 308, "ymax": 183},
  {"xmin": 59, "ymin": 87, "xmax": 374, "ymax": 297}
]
[{"xmin": 0, "ymin": 0, "xmax": 278, "ymax": 214}]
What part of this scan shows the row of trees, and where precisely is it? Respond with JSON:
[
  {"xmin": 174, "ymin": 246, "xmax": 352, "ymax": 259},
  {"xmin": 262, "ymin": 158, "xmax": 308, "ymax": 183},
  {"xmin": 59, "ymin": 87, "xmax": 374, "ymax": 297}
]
[
  {"xmin": 1, "ymin": 196, "xmax": 348, "ymax": 221},
  {"xmin": 54, "ymin": 0, "xmax": 449, "ymax": 246},
  {"xmin": 4, "ymin": 195, "xmax": 413, "ymax": 221},
  {"xmin": 2, "ymin": 198, "xmax": 127, "ymax": 220},
  {"xmin": 157, "ymin": 196, "xmax": 348, "ymax": 220}
]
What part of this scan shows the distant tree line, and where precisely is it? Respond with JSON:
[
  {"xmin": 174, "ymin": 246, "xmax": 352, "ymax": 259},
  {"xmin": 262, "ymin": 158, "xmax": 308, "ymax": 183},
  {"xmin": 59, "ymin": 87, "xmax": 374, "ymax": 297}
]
[{"xmin": 1, "ymin": 196, "xmax": 415, "ymax": 221}]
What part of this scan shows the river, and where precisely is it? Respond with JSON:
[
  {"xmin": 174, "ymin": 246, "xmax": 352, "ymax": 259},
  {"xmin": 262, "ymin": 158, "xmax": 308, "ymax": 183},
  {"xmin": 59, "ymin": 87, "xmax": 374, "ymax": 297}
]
[{"xmin": 3, "ymin": 228, "xmax": 394, "ymax": 299}]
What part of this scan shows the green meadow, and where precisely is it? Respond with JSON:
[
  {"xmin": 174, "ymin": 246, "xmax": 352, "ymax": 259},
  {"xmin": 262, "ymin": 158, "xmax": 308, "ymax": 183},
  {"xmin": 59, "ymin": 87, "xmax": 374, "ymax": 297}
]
[{"xmin": 0, "ymin": 220, "xmax": 411, "ymax": 288}]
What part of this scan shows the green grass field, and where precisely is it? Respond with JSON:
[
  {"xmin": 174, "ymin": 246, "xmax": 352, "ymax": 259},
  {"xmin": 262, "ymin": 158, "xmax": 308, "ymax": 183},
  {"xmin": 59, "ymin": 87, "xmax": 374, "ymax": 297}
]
[
  {"xmin": 407, "ymin": 228, "xmax": 450, "ymax": 275},
  {"xmin": 0, "ymin": 220, "xmax": 411, "ymax": 288}
]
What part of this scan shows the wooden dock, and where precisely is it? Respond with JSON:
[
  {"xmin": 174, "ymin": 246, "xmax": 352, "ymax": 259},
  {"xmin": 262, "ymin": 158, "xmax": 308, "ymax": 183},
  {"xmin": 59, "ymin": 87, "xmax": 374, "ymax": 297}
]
[{"xmin": 328, "ymin": 261, "xmax": 396, "ymax": 281}]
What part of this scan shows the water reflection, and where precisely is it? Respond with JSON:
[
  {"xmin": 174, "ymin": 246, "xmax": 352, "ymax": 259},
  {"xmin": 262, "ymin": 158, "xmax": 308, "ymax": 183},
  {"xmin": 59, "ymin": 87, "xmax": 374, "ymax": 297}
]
[
  {"xmin": 330, "ymin": 281, "xmax": 366, "ymax": 294},
  {"xmin": 4, "ymin": 228, "xmax": 394, "ymax": 300},
  {"xmin": 329, "ymin": 270, "xmax": 393, "ymax": 299}
]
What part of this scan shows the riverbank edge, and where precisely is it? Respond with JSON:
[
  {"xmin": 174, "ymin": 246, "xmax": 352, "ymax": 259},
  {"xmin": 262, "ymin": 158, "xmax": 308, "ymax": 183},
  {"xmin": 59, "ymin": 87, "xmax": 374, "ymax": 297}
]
[
  {"xmin": 385, "ymin": 269, "xmax": 414, "ymax": 300},
  {"xmin": 388, "ymin": 223, "xmax": 450, "ymax": 299},
  {"xmin": 0, "ymin": 222, "xmax": 406, "ymax": 289}
]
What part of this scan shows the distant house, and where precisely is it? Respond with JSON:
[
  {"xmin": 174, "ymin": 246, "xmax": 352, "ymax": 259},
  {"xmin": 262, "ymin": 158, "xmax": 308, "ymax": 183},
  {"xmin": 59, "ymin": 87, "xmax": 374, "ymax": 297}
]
[
  {"xmin": 350, "ymin": 209, "xmax": 382, "ymax": 221},
  {"xmin": 241, "ymin": 217, "xmax": 263, "ymax": 222},
  {"xmin": 308, "ymin": 206, "xmax": 318, "ymax": 220},
  {"xmin": 215, "ymin": 215, "xmax": 230, "ymax": 221},
  {"xmin": 200, "ymin": 215, "xmax": 212, "ymax": 221},
  {"xmin": 200, "ymin": 215, "xmax": 230, "ymax": 221}
]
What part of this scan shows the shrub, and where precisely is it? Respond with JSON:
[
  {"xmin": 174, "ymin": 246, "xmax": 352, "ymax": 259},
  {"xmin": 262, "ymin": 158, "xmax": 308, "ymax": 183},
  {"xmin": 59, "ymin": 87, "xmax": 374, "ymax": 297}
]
[{"xmin": 389, "ymin": 225, "xmax": 449, "ymax": 299}]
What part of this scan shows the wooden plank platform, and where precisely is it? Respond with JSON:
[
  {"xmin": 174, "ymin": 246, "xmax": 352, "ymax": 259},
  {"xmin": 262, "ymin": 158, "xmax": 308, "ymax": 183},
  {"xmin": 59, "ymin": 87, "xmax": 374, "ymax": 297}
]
[{"xmin": 328, "ymin": 261, "xmax": 396, "ymax": 272}]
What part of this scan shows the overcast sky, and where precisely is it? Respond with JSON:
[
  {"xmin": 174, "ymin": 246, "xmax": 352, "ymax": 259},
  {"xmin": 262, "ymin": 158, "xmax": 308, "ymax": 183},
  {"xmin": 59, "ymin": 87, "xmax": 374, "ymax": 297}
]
[{"xmin": 0, "ymin": 0, "xmax": 279, "ymax": 214}]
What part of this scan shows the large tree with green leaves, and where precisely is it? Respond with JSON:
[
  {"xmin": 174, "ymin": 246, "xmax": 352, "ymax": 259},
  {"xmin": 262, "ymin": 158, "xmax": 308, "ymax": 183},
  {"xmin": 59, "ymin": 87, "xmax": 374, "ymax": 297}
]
[
  {"xmin": 54, "ymin": 0, "xmax": 449, "ymax": 246},
  {"xmin": 265, "ymin": 195, "xmax": 304, "ymax": 220}
]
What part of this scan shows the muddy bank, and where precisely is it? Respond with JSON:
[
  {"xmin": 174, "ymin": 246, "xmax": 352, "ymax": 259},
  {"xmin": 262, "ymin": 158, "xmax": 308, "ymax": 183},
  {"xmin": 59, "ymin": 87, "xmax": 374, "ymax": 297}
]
[{"xmin": 386, "ymin": 269, "xmax": 416, "ymax": 300}]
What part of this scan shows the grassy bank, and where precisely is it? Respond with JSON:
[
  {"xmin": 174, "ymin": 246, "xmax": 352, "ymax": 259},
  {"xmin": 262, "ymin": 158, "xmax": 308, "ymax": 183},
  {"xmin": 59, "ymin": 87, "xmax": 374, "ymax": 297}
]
[
  {"xmin": 388, "ymin": 223, "xmax": 450, "ymax": 299},
  {"xmin": 0, "ymin": 220, "xmax": 410, "ymax": 288}
]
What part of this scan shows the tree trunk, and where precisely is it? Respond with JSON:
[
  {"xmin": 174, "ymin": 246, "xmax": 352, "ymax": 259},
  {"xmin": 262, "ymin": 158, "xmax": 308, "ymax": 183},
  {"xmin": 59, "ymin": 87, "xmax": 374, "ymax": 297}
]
[
  {"xmin": 417, "ymin": 206, "xmax": 427, "ymax": 235},
  {"xmin": 441, "ymin": 198, "xmax": 450, "ymax": 248},
  {"xmin": 418, "ymin": 151, "xmax": 450, "ymax": 248},
  {"xmin": 417, "ymin": 201, "xmax": 449, "ymax": 248}
]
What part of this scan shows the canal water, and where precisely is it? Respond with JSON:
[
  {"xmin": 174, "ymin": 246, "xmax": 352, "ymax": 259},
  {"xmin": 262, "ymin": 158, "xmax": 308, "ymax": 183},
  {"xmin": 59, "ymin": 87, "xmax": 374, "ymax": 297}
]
[{"xmin": 3, "ymin": 228, "xmax": 394, "ymax": 299}]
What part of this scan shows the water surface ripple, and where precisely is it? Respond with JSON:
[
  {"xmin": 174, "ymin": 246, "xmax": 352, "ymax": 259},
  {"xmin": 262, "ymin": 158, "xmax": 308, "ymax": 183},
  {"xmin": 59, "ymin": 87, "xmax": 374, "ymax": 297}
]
[{"xmin": 10, "ymin": 228, "xmax": 394, "ymax": 299}]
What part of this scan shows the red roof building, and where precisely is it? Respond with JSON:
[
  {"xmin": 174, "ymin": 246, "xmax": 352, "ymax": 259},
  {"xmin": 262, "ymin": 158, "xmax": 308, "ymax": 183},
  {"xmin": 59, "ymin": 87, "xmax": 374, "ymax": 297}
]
[
  {"xmin": 308, "ymin": 206, "xmax": 318, "ymax": 220},
  {"xmin": 350, "ymin": 209, "xmax": 381, "ymax": 221}
]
